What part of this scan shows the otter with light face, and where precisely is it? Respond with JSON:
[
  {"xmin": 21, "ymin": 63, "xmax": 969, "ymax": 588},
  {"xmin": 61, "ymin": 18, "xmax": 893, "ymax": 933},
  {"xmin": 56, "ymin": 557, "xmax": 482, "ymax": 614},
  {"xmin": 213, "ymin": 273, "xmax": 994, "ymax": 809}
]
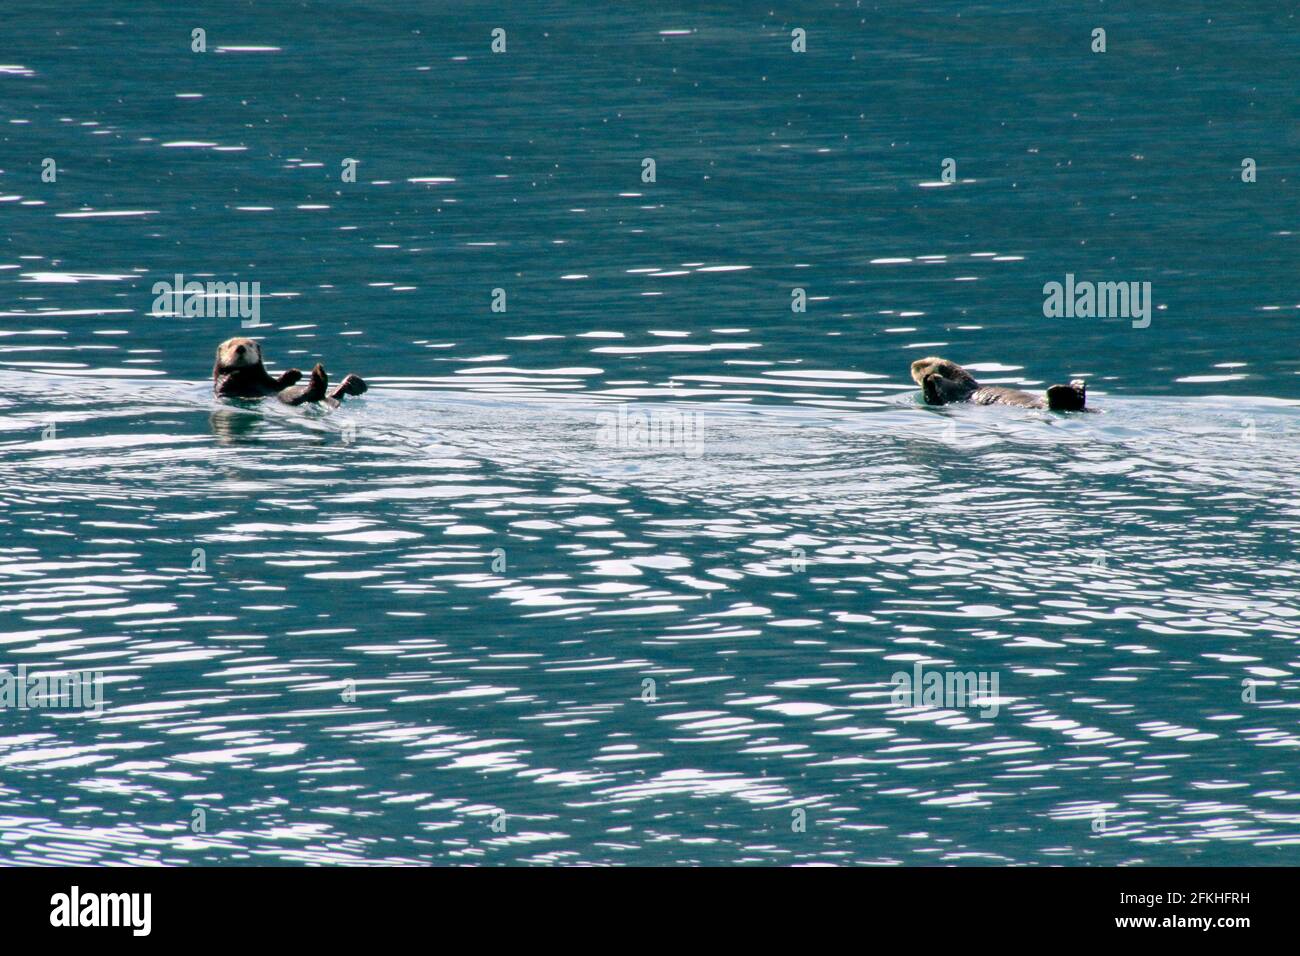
[
  {"xmin": 910, "ymin": 357, "xmax": 1088, "ymax": 411},
  {"xmin": 213, "ymin": 337, "xmax": 368, "ymax": 406}
]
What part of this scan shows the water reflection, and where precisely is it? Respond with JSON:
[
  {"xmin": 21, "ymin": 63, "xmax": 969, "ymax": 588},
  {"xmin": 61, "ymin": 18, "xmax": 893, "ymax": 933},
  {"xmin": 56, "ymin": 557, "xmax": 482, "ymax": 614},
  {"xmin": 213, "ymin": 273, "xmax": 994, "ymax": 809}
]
[{"xmin": 2, "ymin": 369, "xmax": 1298, "ymax": 864}]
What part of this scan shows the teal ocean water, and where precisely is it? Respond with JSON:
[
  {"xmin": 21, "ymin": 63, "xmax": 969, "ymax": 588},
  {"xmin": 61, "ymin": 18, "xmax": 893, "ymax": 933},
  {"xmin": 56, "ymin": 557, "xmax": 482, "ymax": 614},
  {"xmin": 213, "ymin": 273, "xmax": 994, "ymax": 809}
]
[{"xmin": 1, "ymin": 3, "xmax": 1298, "ymax": 865}]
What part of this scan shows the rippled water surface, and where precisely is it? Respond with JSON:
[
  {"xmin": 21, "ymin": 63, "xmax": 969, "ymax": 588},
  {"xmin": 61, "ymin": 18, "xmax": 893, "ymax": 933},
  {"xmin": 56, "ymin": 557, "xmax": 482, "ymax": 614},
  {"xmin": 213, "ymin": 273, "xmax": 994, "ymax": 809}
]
[{"xmin": 1, "ymin": 2, "xmax": 1298, "ymax": 865}]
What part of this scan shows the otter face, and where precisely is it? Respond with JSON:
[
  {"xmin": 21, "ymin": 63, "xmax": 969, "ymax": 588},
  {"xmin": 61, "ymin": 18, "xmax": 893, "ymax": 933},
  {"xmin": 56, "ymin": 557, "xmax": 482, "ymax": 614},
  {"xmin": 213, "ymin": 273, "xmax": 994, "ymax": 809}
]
[
  {"xmin": 216, "ymin": 337, "xmax": 263, "ymax": 371},
  {"xmin": 910, "ymin": 356, "xmax": 976, "ymax": 387}
]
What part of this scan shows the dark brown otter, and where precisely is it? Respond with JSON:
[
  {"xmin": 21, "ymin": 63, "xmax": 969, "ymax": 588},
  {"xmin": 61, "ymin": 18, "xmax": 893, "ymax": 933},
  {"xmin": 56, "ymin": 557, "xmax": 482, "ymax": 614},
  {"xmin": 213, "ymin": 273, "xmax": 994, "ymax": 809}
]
[
  {"xmin": 213, "ymin": 337, "xmax": 368, "ymax": 406},
  {"xmin": 910, "ymin": 357, "xmax": 1088, "ymax": 412}
]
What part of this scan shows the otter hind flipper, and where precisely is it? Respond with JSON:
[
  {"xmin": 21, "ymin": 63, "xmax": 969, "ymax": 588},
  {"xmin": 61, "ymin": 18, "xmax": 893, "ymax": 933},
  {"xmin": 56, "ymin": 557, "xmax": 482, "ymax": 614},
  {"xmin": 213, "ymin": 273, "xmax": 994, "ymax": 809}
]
[
  {"xmin": 328, "ymin": 373, "xmax": 368, "ymax": 402},
  {"xmin": 278, "ymin": 364, "xmax": 329, "ymax": 406},
  {"xmin": 1046, "ymin": 380, "xmax": 1087, "ymax": 412}
]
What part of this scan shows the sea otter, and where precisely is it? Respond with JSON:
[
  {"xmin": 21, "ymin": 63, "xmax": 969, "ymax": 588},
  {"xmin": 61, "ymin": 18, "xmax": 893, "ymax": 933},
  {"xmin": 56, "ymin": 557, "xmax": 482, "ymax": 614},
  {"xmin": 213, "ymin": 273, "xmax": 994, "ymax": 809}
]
[
  {"xmin": 910, "ymin": 357, "xmax": 1088, "ymax": 411},
  {"xmin": 212, "ymin": 337, "xmax": 368, "ymax": 406}
]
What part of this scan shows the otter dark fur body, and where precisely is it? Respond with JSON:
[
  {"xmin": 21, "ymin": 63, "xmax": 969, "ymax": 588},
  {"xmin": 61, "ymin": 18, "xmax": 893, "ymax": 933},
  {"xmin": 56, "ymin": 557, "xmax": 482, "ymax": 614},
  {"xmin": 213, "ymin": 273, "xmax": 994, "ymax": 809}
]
[
  {"xmin": 213, "ymin": 337, "xmax": 368, "ymax": 407},
  {"xmin": 213, "ymin": 355, "xmax": 302, "ymax": 399},
  {"xmin": 911, "ymin": 357, "xmax": 1088, "ymax": 412}
]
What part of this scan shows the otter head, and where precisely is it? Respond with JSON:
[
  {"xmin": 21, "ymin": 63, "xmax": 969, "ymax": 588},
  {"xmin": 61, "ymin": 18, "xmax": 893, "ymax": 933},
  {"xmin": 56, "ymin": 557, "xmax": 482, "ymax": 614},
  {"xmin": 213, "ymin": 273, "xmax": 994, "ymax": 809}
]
[
  {"xmin": 910, "ymin": 356, "xmax": 977, "ymax": 388},
  {"xmin": 215, "ymin": 337, "xmax": 263, "ymax": 373}
]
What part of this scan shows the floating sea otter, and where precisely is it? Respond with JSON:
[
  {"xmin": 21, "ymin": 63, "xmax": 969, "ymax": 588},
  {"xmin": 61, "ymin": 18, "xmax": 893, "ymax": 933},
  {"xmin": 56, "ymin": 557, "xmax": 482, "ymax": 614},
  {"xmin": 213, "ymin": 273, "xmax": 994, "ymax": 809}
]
[
  {"xmin": 910, "ymin": 357, "xmax": 1088, "ymax": 411},
  {"xmin": 212, "ymin": 337, "xmax": 368, "ymax": 406}
]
